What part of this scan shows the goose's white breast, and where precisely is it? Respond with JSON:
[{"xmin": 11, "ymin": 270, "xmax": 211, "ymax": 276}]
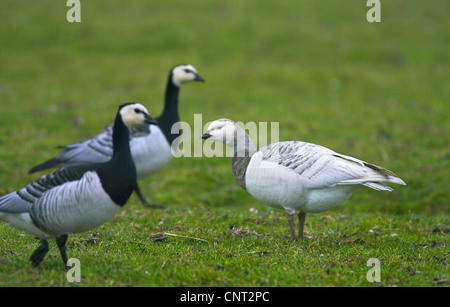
[
  {"xmin": 130, "ymin": 125, "xmax": 173, "ymax": 179},
  {"xmin": 245, "ymin": 152, "xmax": 309, "ymax": 210}
]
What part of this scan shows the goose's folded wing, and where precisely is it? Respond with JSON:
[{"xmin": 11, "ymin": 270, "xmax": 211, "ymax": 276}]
[
  {"xmin": 28, "ymin": 124, "xmax": 151, "ymax": 173},
  {"xmin": 260, "ymin": 141, "xmax": 405, "ymax": 190},
  {"xmin": 0, "ymin": 165, "xmax": 92, "ymax": 213}
]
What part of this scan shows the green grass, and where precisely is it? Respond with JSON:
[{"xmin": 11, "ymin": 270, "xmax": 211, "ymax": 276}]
[{"xmin": 0, "ymin": 0, "xmax": 448, "ymax": 287}]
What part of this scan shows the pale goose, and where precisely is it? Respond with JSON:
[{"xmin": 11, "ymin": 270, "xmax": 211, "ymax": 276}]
[
  {"xmin": 0, "ymin": 103, "xmax": 157, "ymax": 267},
  {"xmin": 28, "ymin": 64, "xmax": 204, "ymax": 207},
  {"xmin": 201, "ymin": 119, "xmax": 406, "ymax": 241}
]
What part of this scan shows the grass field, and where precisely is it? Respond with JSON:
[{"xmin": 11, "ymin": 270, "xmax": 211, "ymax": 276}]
[{"xmin": 0, "ymin": 0, "xmax": 448, "ymax": 287}]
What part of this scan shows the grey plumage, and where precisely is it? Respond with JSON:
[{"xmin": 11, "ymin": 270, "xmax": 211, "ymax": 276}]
[
  {"xmin": 231, "ymin": 156, "xmax": 252, "ymax": 190},
  {"xmin": 28, "ymin": 126, "xmax": 151, "ymax": 172},
  {"xmin": 29, "ymin": 171, "xmax": 119, "ymax": 236},
  {"xmin": 258, "ymin": 141, "xmax": 403, "ymax": 191},
  {"xmin": 0, "ymin": 166, "xmax": 91, "ymax": 213}
]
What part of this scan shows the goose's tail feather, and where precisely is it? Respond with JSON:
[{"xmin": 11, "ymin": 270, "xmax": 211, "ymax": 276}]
[
  {"xmin": 334, "ymin": 155, "xmax": 406, "ymax": 191},
  {"xmin": 28, "ymin": 158, "xmax": 61, "ymax": 174}
]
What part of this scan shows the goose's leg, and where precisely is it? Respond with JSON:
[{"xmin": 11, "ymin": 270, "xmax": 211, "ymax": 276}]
[
  {"xmin": 56, "ymin": 234, "xmax": 69, "ymax": 269},
  {"xmin": 134, "ymin": 184, "xmax": 166, "ymax": 209},
  {"xmin": 134, "ymin": 183, "xmax": 150, "ymax": 204},
  {"xmin": 297, "ymin": 212, "xmax": 306, "ymax": 240},
  {"xmin": 30, "ymin": 239, "xmax": 49, "ymax": 268},
  {"xmin": 285, "ymin": 209, "xmax": 297, "ymax": 241}
]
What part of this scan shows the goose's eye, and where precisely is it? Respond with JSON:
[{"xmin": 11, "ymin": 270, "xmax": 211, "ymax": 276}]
[
  {"xmin": 184, "ymin": 69, "xmax": 193, "ymax": 74},
  {"xmin": 134, "ymin": 108, "xmax": 142, "ymax": 114}
]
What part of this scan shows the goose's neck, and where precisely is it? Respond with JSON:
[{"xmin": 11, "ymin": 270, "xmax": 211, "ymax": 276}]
[
  {"xmin": 98, "ymin": 112, "xmax": 136, "ymax": 207},
  {"xmin": 158, "ymin": 78, "xmax": 180, "ymax": 145},
  {"xmin": 111, "ymin": 113, "xmax": 133, "ymax": 162},
  {"xmin": 230, "ymin": 126, "xmax": 256, "ymax": 191},
  {"xmin": 230, "ymin": 126, "xmax": 257, "ymax": 158}
]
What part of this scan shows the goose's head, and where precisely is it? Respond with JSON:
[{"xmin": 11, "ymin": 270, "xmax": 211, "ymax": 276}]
[
  {"xmin": 119, "ymin": 103, "xmax": 158, "ymax": 128},
  {"xmin": 201, "ymin": 119, "xmax": 238, "ymax": 147},
  {"xmin": 171, "ymin": 64, "xmax": 205, "ymax": 87}
]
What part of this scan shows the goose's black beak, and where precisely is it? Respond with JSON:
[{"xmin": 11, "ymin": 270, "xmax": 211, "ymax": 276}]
[
  {"xmin": 144, "ymin": 114, "xmax": 158, "ymax": 126},
  {"xmin": 195, "ymin": 74, "xmax": 205, "ymax": 82},
  {"xmin": 201, "ymin": 133, "xmax": 212, "ymax": 139}
]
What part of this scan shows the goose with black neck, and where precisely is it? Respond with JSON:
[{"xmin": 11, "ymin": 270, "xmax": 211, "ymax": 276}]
[
  {"xmin": 0, "ymin": 103, "xmax": 158, "ymax": 268},
  {"xmin": 28, "ymin": 64, "xmax": 204, "ymax": 208}
]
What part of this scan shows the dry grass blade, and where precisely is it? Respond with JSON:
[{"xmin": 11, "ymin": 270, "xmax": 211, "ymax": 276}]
[
  {"xmin": 149, "ymin": 233, "xmax": 167, "ymax": 242},
  {"xmin": 162, "ymin": 232, "xmax": 210, "ymax": 243}
]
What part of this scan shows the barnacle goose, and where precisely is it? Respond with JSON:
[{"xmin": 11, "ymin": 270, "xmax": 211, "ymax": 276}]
[
  {"xmin": 28, "ymin": 64, "xmax": 204, "ymax": 207},
  {"xmin": 0, "ymin": 103, "xmax": 158, "ymax": 268},
  {"xmin": 201, "ymin": 119, "xmax": 406, "ymax": 241}
]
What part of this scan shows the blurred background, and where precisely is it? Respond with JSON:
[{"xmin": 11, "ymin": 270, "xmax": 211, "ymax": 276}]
[{"xmin": 0, "ymin": 0, "xmax": 448, "ymax": 215}]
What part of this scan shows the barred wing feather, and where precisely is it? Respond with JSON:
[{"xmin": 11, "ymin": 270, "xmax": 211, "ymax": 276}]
[
  {"xmin": 28, "ymin": 124, "xmax": 151, "ymax": 172},
  {"xmin": 0, "ymin": 165, "xmax": 91, "ymax": 213},
  {"xmin": 259, "ymin": 141, "xmax": 405, "ymax": 191}
]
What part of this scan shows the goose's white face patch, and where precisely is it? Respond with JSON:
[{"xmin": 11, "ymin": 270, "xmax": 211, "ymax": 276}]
[
  {"xmin": 120, "ymin": 103, "xmax": 151, "ymax": 128},
  {"xmin": 172, "ymin": 64, "xmax": 199, "ymax": 87},
  {"xmin": 204, "ymin": 119, "xmax": 237, "ymax": 147}
]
